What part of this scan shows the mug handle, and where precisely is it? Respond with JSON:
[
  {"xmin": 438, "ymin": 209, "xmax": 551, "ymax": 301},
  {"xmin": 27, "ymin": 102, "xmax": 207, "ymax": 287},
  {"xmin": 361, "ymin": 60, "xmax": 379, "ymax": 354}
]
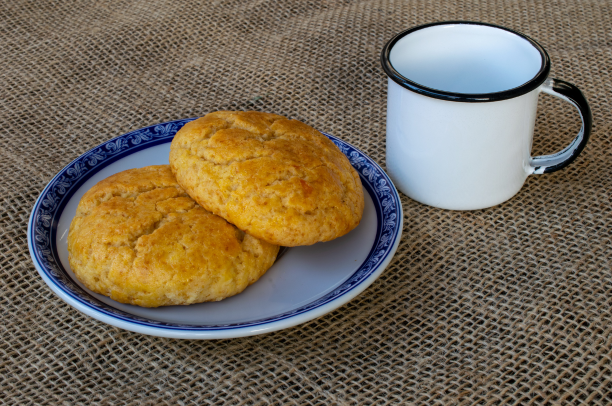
[{"xmin": 530, "ymin": 78, "xmax": 592, "ymax": 174}]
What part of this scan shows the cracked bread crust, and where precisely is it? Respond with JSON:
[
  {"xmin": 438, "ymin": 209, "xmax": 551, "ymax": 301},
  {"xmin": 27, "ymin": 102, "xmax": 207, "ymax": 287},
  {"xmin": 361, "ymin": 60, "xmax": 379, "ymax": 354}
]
[
  {"xmin": 169, "ymin": 111, "xmax": 365, "ymax": 246},
  {"xmin": 67, "ymin": 165, "xmax": 279, "ymax": 308}
]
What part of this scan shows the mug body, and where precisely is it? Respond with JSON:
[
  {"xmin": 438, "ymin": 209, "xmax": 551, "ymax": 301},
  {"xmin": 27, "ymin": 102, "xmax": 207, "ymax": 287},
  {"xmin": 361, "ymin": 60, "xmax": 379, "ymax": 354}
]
[
  {"xmin": 381, "ymin": 22, "xmax": 551, "ymax": 210},
  {"xmin": 386, "ymin": 80, "xmax": 540, "ymax": 210}
]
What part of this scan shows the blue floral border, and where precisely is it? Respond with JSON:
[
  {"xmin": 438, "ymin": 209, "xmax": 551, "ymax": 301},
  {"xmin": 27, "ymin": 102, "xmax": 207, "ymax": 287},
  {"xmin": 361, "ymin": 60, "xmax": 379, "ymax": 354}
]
[{"xmin": 29, "ymin": 119, "xmax": 401, "ymax": 331}]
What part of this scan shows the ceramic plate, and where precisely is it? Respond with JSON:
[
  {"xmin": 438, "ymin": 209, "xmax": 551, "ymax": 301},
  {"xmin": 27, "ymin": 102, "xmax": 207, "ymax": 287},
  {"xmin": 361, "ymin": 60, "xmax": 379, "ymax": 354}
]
[{"xmin": 27, "ymin": 118, "xmax": 403, "ymax": 339}]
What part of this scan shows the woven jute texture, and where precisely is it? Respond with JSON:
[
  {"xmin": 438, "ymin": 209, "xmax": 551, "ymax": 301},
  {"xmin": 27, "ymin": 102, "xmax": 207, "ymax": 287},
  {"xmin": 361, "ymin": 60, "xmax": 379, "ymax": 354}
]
[{"xmin": 2, "ymin": 0, "xmax": 611, "ymax": 404}]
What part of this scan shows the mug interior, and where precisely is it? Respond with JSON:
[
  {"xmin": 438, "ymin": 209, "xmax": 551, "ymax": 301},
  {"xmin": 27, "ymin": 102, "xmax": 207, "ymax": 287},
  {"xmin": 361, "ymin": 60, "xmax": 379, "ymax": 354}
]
[{"xmin": 389, "ymin": 24, "xmax": 543, "ymax": 94}]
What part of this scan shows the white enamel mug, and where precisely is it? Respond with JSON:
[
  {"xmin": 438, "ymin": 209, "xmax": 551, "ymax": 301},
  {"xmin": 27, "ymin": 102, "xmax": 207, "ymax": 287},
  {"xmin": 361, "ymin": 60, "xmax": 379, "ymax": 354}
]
[{"xmin": 381, "ymin": 21, "xmax": 592, "ymax": 210}]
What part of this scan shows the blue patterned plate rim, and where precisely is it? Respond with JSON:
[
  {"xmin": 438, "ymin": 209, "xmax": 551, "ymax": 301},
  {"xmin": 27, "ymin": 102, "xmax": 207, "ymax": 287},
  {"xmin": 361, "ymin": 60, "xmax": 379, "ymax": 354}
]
[{"xmin": 27, "ymin": 118, "xmax": 403, "ymax": 339}]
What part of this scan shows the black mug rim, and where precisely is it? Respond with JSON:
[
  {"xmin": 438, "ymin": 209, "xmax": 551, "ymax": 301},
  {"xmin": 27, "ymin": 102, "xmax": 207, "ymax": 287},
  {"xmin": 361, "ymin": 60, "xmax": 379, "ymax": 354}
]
[{"xmin": 380, "ymin": 21, "xmax": 551, "ymax": 102}]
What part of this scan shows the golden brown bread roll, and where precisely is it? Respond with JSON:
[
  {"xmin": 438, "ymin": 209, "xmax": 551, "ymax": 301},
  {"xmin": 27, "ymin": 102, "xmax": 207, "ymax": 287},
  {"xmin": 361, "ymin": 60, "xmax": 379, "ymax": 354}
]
[
  {"xmin": 169, "ymin": 111, "xmax": 364, "ymax": 246},
  {"xmin": 67, "ymin": 165, "xmax": 279, "ymax": 308}
]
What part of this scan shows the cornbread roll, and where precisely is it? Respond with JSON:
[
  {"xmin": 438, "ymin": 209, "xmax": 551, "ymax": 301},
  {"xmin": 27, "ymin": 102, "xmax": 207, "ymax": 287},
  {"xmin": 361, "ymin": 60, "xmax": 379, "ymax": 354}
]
[
  {"xmin": 169, "ymin": 111, "xmax": 364, "ymax": 246},
  {"xmin": 67, "ymin": 165, "xmax": 279, "ymax": 308}
]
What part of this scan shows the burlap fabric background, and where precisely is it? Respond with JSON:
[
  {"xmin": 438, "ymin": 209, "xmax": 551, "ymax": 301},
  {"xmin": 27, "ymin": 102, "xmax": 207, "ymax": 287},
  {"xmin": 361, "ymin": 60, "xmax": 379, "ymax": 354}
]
[{"xmin": 2, "ymin": 0, "xmax": 611, "ymax": 404}]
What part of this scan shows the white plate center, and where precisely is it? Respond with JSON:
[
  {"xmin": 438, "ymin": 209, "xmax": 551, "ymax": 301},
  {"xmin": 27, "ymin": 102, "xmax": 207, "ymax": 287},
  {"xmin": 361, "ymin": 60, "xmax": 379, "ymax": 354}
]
[{"xmin": 56, "ymin": 143, "xmax": 378, "ymax": 325}]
